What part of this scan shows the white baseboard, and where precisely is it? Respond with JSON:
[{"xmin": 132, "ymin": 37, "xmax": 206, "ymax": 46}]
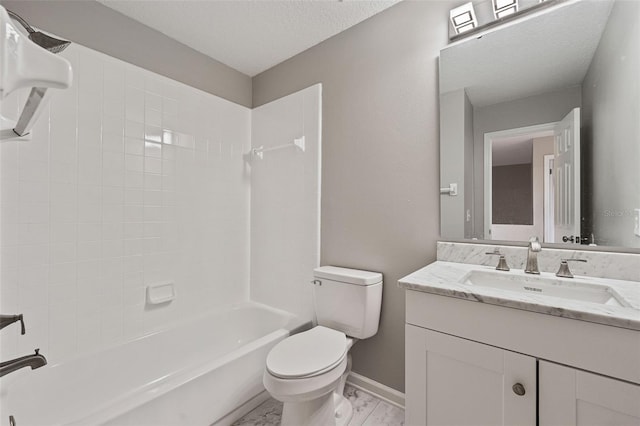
[{"xmin": 346, "ymin": 372, "xmax": 405, "ymax": 409}]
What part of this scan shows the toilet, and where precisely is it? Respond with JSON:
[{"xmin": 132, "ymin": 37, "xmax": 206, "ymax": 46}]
[{"xmin": 263, "ymin": 266, "xmax": 383, "ymax": 426}]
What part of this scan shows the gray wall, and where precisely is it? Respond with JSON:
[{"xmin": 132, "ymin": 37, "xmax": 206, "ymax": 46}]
[
  {"xmin": 253, "ymin": 0, "xmax": 457, "ymax": 392},
  {"xmin": 440, "ymin": 89, "xmax": 472, "ymax": 238},
  {"xmin": 472, "ymin": 86, "xmax": 582, "ymax": 237},
  {"xmin": 464, "ymin": 91, "xmax": 475, "ymax": 238},
  {"xmin": 0, "ymin": 0, "xmax": 252, "ymax": 107},
  {"xmin": 492, "ymin": 164, "xmax": 533, "ymax": 225},
  {"xmin": 582, "ymin": 0, "xmax": 640, "ymax": 248}
]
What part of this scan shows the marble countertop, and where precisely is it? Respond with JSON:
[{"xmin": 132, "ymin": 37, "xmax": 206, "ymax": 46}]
[{"xmin": 399, "ymin": 261, "xmax": 640, "ymax": 331}]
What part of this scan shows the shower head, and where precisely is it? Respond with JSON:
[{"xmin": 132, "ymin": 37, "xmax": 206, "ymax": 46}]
[{"xmin": 6, "ymin": 9, "xmax": 71, "ymax": 54}]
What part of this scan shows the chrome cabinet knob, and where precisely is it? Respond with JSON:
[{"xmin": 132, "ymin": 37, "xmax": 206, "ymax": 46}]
[{"xmin": 512, "ymin": 383, "xmax": 526, "ymax": 396}]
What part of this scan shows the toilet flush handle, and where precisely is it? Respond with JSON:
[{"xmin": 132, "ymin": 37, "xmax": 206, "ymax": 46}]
[{"xmin": 310, "ymin": 280, "xmax": 322, "ymax": 286}]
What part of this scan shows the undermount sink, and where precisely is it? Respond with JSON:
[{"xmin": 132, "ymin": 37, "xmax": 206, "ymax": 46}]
[{"xmin": 460, "ymin": 270, "xmax": 629, "ymax": 307}]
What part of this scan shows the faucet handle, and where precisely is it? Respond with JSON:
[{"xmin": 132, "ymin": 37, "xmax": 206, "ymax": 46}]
[
  {"xmin": 556, "ymin": 258, "xmax": 587, "ymax": 278},
  {"xmin": 485, "ymin": 250, "xmax": 510, "ymax": 271}
]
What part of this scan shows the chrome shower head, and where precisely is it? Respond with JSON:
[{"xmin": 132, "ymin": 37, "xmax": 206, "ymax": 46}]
[{"xmin": 7, "ymin": 9, "xmax": 71, "ymax": 54}]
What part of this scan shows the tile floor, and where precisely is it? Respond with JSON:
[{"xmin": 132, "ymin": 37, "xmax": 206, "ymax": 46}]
[{"xmin": 232, "ymin": 385, "xmax": 405, "ymax": 426}]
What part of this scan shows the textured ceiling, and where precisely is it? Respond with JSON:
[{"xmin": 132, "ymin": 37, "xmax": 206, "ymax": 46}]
[
  {"xmin": 440, "ymin": 0, "xmax": 614, "ymax": 107},
  {"xmin": 98, "ymin": 0, "xmax": 398, "ymax": 76}
]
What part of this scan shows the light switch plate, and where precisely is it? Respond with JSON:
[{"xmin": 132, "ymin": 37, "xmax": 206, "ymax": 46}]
[{"xmin": 635, "ymin": 209, "xmax": 640, "ymax": 237}]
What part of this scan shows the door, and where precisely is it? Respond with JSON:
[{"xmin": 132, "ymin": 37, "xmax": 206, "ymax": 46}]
[
  {"xmin": 406, "ymin": 325, "xmax": 536, "ymax": 426},
  {"xmin": 553, "ymin": 108, "xmax": 581, "ymax": 244},
  {"xmin": 544, "ymin": 154, "xmax": 555, "ymax": 243},
  {"xmin": 539, "ymin": 360, "xmax": 640, "ymax": 425}
]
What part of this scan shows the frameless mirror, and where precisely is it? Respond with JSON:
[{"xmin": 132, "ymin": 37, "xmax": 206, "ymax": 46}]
[{"xmin": 439, "ymin": 0, "xmax": 640, "ymax": 250}]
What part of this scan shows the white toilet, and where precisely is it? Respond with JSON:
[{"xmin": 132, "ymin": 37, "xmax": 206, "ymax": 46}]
[{"xmin": 263, "ymin": 266, "xmax": 383, "ymax": 426}]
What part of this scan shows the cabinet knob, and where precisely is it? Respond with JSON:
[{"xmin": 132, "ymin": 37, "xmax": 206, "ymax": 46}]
[{"xmin": 512, "ymin": 383, "xmax": 526, "ymax": 396}]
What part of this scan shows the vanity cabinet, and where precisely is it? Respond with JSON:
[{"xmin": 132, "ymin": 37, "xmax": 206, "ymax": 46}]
[
  {"xmin": 406, "ymin": 325, "xmax": 536, "ymax": 426},
  {"xmin": 405, "ymin": 290, "xmax": 640, "ymax": 426},
  {"xmin": 539, "ymin": 361, "xmax": 640, "ymax": 425}
]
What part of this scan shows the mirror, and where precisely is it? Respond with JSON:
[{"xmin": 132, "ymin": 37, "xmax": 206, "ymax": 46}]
[{"xmin": 439, "ymin": 0, "xmax": 640, "ymax": 250}]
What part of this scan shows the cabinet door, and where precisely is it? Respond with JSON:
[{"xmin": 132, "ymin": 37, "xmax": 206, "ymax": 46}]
[
  {"xmin": 539, "ymin": 360, "xmax": 640, "ymax": 426},
  {"xmin": 406, "ymin": 325, "xmax": 536, "ymax": 426}
]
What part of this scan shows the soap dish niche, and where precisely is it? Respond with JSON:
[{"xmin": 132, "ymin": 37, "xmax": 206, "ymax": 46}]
[{"xmin": 146, "ymin": 282, "xmax": 176, "ymax": 305}]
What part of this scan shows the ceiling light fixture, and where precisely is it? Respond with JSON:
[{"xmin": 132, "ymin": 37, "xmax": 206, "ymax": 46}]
[
  {"xmin": 492, "ymin": 0, "xmax": 519, "ymax": 19},
  {"xmin": 449, "ymin": 2, "xmax": 478, "ymax": 35}
]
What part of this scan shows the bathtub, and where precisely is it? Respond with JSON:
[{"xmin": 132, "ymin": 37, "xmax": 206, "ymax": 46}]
[{"xmin": 0, "ymin": 302, "xmax": 308, "ymax": 426}]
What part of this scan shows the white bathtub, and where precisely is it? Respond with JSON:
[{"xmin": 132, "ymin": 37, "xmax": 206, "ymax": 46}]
[{"xmin": 0, "ymin": 302, "xmax": 307, "ymax": 426}]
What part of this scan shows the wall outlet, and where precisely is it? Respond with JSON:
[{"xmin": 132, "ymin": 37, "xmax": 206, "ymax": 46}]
[{"xmin": 635, "ymin": 209, "xmax": 640, "ymax": 237}]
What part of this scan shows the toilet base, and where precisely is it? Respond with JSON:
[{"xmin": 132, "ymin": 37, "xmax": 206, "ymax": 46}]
[
  {"xmin": 281, "ymin": 391, "xmax": 334, "ymax": 426},
  {"xmin": 334, "ymin": 393, "xmax": 354, "ymax": 426},
  {"xmin": 279, "ymin": 353, "xmax": 354, "ymax": 426},
  {"xmin": 281, "ymin": 392, "xmax": 353, "ymax": 426}
]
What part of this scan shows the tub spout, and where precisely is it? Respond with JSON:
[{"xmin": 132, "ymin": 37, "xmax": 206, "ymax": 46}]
[{"xmin": 0, "ymin": 349, "xmax": 47, "ymax": 377}]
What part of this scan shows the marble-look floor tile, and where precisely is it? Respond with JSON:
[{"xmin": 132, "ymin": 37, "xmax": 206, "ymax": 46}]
[
  {"xmin": 343, "ymin": 385, "xmax": 380, "ymax": 426},
  {"xmin": 362, "ymin": 401, "xmax": 404, "ymax": 426},
  {"xmin": 232, "ymin": 398, "xmax": 283, "ymax": 426},
  {"xmin": 232, "ymin": 385, "xmax": 404, "ymax": 426}
]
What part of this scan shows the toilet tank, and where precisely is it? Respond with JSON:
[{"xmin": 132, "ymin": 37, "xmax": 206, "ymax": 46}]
[{"xmin": 312, "ymin": 266, "xmax": 383, "ymax": 339}]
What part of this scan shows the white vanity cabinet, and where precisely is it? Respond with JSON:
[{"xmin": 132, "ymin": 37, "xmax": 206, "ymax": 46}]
[
  {"xmin": 405, "ymin": 290, "xmax": 640, "ymax": 426},
  {"xmin": 406, "ymin": 325, "xmax": 536, "ymax": 426},
  {"xmin": 539, "ymin": 361, "xmax": 640, "ymax": 425}
]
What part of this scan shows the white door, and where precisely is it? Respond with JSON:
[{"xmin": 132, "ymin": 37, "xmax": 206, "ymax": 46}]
[
  {"xmin": 553, "ymin": 108, "xmax": 581, "ymax": 244},
  {"xmin": 406, "ymin": 325, "xmax": 536, "ymax": 426},
  {"xmin": 544, "ymin": 154, "xmax": 555, "ymax": 243},
  {"xmin": 539, "ymin": 361, "xmax": 640, "ymax": 425}
]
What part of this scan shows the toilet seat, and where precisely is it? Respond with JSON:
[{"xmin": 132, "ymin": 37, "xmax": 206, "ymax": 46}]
[{"xmin": 266, "ymin": 326, "xmax": 347, "ymax": 379}]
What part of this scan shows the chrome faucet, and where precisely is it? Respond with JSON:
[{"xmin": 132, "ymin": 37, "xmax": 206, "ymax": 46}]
[
  {"xmin": 525, "ymin": 237, "xmax": 541, "ymax": 274},
  {"xmin": 0, "ymin": 349, "xmax": 47, "ymax": 377},
  {"xmin": 0, "ymin": 314, "xmax": 25, "ymax": 334}
]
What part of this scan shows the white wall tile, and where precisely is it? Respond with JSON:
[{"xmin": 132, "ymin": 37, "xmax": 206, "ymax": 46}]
[
  {"xmin": 250, "ymin": 84, "xmax": 322, "ymax": 321},
  {"xmin": 0, "ymin": 43, "xmax": 251, "ymax": 364}
]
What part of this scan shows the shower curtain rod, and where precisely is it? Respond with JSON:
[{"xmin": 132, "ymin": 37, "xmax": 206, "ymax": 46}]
[{"xmin": 251, "ymin": 136, "xmax": 306, "ymax": 159}]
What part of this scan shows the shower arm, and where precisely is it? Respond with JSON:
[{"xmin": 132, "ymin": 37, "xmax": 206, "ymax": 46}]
[{"xmin": 6, "ymin": 10, "xmax": 36, "ymax": 34}]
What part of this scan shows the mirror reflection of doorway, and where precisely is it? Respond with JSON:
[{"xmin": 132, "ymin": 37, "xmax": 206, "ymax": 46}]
[
  {"xmin": 484, "ymin": 108, "xmax": 580, "ymax": 243},
  {"xmin": 544, "ymin": 154, "xmax": 555, "ymax": 243}
]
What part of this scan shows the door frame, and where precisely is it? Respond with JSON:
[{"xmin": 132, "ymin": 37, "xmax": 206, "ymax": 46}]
[
  {"xmin": 483, "ymin": 122, "xmax": 556, "ymax": 239},
  {"xmin": 543, "ymin": 154, "xmax": 555, "ymax": 243}
]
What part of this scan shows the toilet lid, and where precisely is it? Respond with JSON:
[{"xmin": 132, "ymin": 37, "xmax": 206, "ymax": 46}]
[{"xmin": 267, "ymin": 326, "xmax": 347, "ymax": 379}]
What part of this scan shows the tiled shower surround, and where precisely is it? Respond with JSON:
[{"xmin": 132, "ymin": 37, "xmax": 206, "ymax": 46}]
[{"xmin": 0, "ymin": 44, "xmax": 252, "ymax": 364}]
